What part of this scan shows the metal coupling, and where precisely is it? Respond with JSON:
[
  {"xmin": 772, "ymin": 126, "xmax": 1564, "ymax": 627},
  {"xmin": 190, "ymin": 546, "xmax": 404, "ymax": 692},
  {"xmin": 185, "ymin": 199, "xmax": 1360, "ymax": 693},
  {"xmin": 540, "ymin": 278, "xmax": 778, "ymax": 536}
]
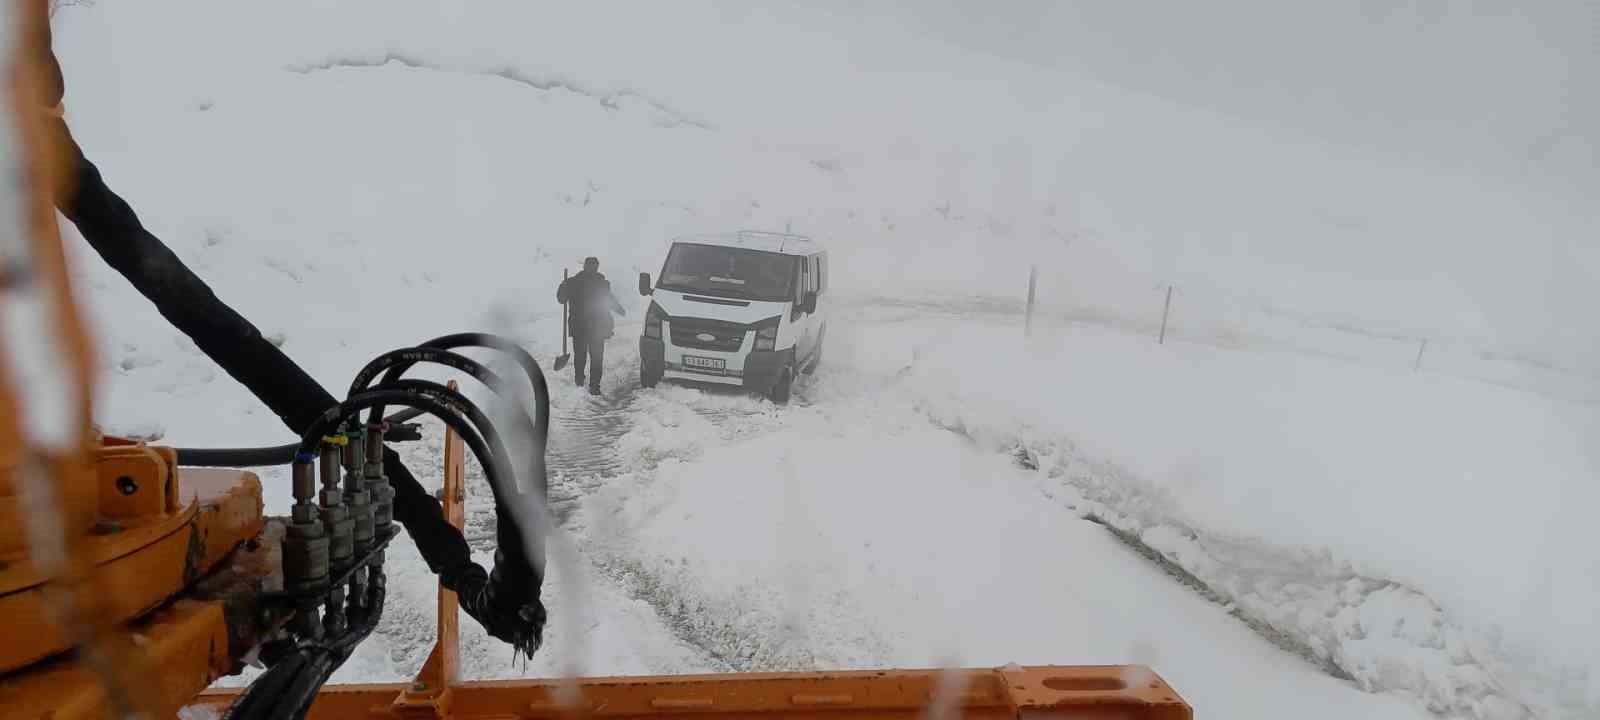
[
  {"xmin": 290, "ymin": 458, "xmax": 318, "ymax": 524},
  {"xmin": 365, "ymin": 422, "xmax": 385, "ymax": 468},
  {"xmin": 342, "ymin": 425, "xmax": 365, "ymax": 476},
  {"xmin": 349, "ymin": 564, "xmax": 369, "ymax": 610},
  {"xmin": 323, "ymin": 584, "xmax": 347, "ymax": 637},
  {"xmin": 292, "ymin": 601, "xmax": 323, "ymax": 640},
  {"xmin": 284, "ymin": 459, "xmax": 330, "ymax": 594},
  {"xmin": 364, "ymin": 424, "xmax": 395, "ymax": 533},
  {"xmin": 319, "ymin": 443, "xmax": 355, "ymax": 572},
  {"xmin": 343, "ymin": 429, "xmax": 375, "ymax": 554},
  {"xmin": 282, "ymin": 522, "xmax": 329, "ymax": 594}
]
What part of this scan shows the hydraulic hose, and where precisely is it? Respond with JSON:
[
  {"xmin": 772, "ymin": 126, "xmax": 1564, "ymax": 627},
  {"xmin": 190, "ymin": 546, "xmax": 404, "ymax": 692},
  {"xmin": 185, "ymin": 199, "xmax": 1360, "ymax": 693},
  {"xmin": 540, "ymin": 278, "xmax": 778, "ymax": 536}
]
[
  {"xmin": 172, "ymin": 409, "xmax": 427, "ymax": 467},
  {"xmin": 312, "ymin": 386, "xmax": 544, "ymax": 653},
  {"xmin": 223, "ymin": 651, "xmax": 310, "ymax": 720},
  {"xmin": 225, "ymin": 571, "xmax": 387, "ymax": 720},
  {"xmin": 46, "ymin": 117, "xmax": 487, "ymax": 604},
  {"xmin": 341, "ymin": 344, "xmax": 549, "ymax": 608},
  {"xmin": 396, "ymin": 334, "xmax": 551, "ymax": 498},
  {"xmin": 345, "ymin": 346, "xmax": 509, "ymax": 425},
  {"xmin": 177, "ymin": 338, "xmax": 539, "ymax": 471},
  {"xmin": 278, "ymin": 574, "xmax": 387, "ymax": 720},
  {"xmin": 345, "ymin": 345, "xmax": 544, "ymax": 495},
  {"xmin": 386, "ymin": 333, "xmax": 551, "ymax": 443},
  {"xmin": 176, "ymin": 442, "xmax": 300, "ymax": 468}
]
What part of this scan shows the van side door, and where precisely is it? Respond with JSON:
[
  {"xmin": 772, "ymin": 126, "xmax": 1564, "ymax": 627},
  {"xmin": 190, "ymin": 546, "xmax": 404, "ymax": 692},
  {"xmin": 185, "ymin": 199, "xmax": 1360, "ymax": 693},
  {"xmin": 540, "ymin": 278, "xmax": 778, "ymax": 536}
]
[{"xmin": 795, "ymin": 254, "xmax": 821, "ymax": 361}]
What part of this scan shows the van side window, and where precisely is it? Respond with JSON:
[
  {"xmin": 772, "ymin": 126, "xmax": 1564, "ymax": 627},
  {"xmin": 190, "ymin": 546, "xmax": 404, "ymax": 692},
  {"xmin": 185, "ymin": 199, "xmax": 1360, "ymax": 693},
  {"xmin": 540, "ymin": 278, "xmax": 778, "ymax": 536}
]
[
  {"xmin": 796, "ymin": 258, "xmax": 809, "ymax": 302},
  {"xmin": 817, "ymin": 253, "xmax": 827, "ymax": 294},
  {"xmin": 809, "ymin": 256, "xmax": 820, "ymax": 294}
]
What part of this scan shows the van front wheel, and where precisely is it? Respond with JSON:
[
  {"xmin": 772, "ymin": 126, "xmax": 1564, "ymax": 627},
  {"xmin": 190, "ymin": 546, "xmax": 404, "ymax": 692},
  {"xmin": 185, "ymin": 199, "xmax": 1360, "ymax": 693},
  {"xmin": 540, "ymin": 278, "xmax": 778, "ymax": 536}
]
[
  {"xmin": 801, "ymin": 343, "xmax": 822, "ymax": 375},
  {"xmin": 769, "ymin": 367, "xmax": 793, "ymax": 404}
]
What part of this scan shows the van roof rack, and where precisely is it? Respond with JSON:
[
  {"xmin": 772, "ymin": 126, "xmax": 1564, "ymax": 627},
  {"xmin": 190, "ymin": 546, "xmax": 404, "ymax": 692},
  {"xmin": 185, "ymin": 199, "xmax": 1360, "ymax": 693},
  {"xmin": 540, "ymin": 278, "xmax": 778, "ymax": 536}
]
[
  {"xmin": 672, "ymin": 230, "xmax": 822, "ymax": 254},
  {"xmin": 735, "ymin": 229, "xmax": 813, "ymax": 241}
]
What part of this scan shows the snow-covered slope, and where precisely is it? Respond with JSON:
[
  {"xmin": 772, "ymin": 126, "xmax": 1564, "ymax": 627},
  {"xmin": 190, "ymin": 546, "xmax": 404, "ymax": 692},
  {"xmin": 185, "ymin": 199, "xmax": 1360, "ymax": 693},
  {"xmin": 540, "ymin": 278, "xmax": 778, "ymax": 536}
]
[{"xmin": 41, "ymin": 1, "xmax": 1598, "ymax": 718}]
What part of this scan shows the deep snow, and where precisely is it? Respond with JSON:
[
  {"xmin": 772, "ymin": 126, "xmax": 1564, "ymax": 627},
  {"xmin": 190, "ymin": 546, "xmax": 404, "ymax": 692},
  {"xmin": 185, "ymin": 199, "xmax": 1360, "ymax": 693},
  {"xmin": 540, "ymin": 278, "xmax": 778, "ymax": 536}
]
[{"xmin": 26, "ymin": 1, "xmax": 1599, "ymax": 718}]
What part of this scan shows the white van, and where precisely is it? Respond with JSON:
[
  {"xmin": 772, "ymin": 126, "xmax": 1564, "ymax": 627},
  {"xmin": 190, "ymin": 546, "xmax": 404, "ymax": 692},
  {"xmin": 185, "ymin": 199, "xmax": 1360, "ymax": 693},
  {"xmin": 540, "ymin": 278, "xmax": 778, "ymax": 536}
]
[{"xmin": 637, "ymin": 231, "xmax": 828, "ymax": 403}]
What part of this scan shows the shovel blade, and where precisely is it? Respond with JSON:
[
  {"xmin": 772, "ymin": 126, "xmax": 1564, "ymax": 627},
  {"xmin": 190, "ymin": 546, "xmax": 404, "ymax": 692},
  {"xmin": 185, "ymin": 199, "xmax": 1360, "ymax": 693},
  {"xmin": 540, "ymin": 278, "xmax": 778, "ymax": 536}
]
[{"xmin": 553, "ymin": 354, "xmax": 570, "ymax": 371}]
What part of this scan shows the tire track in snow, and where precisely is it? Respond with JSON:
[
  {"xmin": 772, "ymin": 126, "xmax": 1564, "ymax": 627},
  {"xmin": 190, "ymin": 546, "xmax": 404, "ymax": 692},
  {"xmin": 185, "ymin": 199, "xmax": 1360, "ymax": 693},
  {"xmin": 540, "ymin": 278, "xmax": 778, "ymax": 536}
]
[
  {"xmin": 460, "ymin": 367, "xmax": 856, "ymax": 673},
  {"xmin": 556, "ymin": 364, "xmax": 900, "ymax": 672}
]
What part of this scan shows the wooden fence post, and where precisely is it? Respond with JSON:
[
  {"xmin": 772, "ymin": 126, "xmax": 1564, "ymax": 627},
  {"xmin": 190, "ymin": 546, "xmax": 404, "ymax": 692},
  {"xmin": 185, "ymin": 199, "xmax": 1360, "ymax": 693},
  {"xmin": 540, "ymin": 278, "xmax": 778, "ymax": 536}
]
[
  {"xmin": 1158, "ymin": 285, "xmax": 1173, "ymax": 345},
  {"xmin": 1025, "ymin": 266, "xmax": 1037, "ymax": 338}
]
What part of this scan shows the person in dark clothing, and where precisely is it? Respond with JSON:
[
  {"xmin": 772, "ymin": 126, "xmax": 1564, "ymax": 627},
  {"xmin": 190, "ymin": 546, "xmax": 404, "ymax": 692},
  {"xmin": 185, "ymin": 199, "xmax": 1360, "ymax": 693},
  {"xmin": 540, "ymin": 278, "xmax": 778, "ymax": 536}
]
[{"xmin": 556, "ymin": 257, "xmax": 626, "ymax": 394}]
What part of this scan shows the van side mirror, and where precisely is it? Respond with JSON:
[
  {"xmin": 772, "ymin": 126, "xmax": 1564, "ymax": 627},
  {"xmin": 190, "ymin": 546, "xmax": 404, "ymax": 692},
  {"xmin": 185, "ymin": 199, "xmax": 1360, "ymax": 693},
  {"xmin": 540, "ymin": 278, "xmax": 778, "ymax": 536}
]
[
  {"xmin": 638, "ymin": 272, "xmax": 653, "ymax": 296},
  {"xmin": 802, "ymin": 290, "xmax": 818, "ymax": 314}
]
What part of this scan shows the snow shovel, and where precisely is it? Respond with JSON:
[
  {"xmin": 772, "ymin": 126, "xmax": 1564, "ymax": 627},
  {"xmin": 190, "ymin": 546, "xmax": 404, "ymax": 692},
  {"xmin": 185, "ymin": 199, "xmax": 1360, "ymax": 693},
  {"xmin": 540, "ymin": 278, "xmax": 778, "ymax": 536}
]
[{"xmin": 554, "ymin": 269, "xmax": 571, "ymax": 371}]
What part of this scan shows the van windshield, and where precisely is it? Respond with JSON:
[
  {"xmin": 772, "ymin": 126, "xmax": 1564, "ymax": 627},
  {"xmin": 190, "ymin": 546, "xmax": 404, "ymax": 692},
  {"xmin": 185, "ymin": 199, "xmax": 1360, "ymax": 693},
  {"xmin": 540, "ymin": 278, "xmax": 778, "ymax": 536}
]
[{"xmin": 658, "ymin": 243, "xmax": 797, "ymax": 302}]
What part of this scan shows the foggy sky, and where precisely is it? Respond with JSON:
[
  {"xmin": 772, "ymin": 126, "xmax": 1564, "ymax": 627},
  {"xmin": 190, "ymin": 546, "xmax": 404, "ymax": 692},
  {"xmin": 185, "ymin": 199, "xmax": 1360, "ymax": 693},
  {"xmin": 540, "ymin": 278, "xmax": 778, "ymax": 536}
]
[{"xmin": 808, "ymin": 0, "xmax": 1599, "ymax": 202}]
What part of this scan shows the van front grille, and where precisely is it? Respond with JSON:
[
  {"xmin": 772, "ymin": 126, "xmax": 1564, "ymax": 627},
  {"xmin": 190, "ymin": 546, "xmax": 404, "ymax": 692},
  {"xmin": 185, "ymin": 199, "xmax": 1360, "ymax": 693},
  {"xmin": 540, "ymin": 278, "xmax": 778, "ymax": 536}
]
[{"xmin": 669, "ymin": 318, "xmax": 745, "ymax": 352}]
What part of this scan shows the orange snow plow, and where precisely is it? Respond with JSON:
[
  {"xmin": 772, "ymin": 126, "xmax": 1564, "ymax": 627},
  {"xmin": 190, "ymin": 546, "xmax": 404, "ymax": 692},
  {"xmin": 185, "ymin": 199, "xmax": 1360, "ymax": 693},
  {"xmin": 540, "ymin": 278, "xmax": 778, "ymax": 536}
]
[{"xmin": 0, "ymin": 1, "xmax": 1189, "ymax": 717}]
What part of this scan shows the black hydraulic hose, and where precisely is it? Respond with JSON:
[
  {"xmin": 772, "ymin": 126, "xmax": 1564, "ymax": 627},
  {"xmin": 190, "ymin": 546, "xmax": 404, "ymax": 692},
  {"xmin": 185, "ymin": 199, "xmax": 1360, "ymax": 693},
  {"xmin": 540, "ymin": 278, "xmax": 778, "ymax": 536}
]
[
  {"xmin": 391, "ymin": 334, "xmax": 551, "ymax": 499},
  {"xmin": 177, "ymin": 442, "xmax": 299, "ymax": 468},
  {"xmin": 350, "ymin": 347, "xmax": 547, "ymax": 651},
  {"xmin": 50, "ymin": 119, "xmax": 344, "ymax": 439},
  {"xmin": 345, "ymin": 346, "xmax": 544, "ymax": 496},
  {"xmin": 280, "ymin": 575, "xmax": 387, "ymax": 720},
  {"xmin": 359, "ymin": 379, "xmax": 517, "ymax": 490},
  {"xmin": 338, "ymin": 339, "xmax": 550, "ymax": 618},
  {"xmin": 226, "ymin": 572, "xmax": 387, "ymax": 720},
  {"xmin": 300, "ymin": 386, "xmax": 542, "ymax": 652},
  {"xmin": 46, "ymin": 118, "xmax": 481, "ymax": 591},
  {"xmin": 345, "ymin": 346, "xmax": 509, "ymax": 425},
  {"xmin": 223, "ymin": 651, "xmax": 309, "ymax": 720},
  {"xmin": 173, "ymin": 408, "xmax": 438, "ymax": 467},
  {"xmin": 388, "ymin": 333, "xmax": 551, "ymax": 443},
  {"xmin": 175, "ymin": 340, "xmax": 532, "ymax": 468},
  {"xmin": 311, "ymin": 383, "xmax": 536, "ymax": 585}
]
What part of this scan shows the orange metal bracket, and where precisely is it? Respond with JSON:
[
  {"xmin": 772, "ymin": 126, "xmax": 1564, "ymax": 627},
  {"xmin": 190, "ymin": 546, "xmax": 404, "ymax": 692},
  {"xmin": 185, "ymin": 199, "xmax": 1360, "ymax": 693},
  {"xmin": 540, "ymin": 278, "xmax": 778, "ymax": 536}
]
[{"xmin": 392, "ymin": 379, "xmax": 467, "ymax": 718}]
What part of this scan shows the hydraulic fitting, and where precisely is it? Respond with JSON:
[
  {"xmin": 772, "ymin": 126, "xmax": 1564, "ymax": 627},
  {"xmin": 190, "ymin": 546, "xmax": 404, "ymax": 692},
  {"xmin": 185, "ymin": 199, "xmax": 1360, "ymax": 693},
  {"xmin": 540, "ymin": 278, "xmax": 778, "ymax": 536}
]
[
  {"xmin": 283, "ymin": 456, "xmax": 330, "ymax": 591},
  {"xmin": 323, "ymin": 583, "xmax": 347, "ymax": 637},
  {"xmin": 365, "ymin": 423, "xmax": 395, "ymax": 535},
  {"xmin": 343, "ymin": 426, "xmax": 375, "ymax": 556},
  {"xmin": 319, "ymin": 439, "xmax": 355, "ymax": 573}
]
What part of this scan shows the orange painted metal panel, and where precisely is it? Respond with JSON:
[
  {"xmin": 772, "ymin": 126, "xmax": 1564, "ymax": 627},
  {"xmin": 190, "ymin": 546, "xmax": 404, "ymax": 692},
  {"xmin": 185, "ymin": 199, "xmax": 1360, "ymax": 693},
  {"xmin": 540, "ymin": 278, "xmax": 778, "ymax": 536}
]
[
  {"xmin": 0, "ymin": 464, "xmax": 263, "ymax": 673},
  {"xmin": 191, "ymin": 666, "xmax": 1191, "ymax": 720},
  {"xmin": 0, "ymin": 598, "xmax": 235, "ymax": 720}
]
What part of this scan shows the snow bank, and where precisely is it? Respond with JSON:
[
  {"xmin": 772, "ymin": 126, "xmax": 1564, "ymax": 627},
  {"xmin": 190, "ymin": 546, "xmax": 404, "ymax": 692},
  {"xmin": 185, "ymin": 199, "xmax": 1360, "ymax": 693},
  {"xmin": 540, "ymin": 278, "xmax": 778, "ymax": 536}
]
[{"xmin": 884, "ymin": 310, "xmax": 1598, "ymax": 719}]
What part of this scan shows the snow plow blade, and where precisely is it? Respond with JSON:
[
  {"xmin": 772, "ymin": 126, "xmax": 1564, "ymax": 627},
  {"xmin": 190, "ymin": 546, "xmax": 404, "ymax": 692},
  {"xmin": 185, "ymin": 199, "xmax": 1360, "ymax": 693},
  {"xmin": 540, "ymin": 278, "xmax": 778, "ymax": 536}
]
[{"xmin": 190, "ymin": 665, "xmax": 1191, "ymax": 719}]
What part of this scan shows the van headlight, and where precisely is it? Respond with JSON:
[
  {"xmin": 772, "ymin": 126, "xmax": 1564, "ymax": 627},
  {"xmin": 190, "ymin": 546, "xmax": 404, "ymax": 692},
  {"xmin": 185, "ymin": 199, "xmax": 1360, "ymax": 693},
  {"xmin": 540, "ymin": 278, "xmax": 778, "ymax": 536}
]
[
  {"xmin": 644, "ymin": 302, "xmax": 665, "ymax": 339},
  {"xmin": 753, "ymin": 317, "xmax": 779, "ymax": 351}
]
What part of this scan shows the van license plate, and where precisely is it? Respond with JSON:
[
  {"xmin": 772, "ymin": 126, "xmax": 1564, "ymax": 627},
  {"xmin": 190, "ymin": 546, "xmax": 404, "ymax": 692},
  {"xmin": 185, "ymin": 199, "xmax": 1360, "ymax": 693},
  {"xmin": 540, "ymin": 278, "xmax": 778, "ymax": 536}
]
[{"xmin": 683, "ymin": 356, "xmax": 725, "ymax": 372}]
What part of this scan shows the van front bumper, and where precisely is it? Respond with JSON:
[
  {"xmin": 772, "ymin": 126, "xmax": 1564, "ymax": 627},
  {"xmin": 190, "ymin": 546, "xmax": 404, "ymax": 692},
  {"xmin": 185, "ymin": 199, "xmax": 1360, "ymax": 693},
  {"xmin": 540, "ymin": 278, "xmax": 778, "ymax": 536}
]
[{"xmin": 642, "ymin": 337, "xmax": 791, "ymax": 393}]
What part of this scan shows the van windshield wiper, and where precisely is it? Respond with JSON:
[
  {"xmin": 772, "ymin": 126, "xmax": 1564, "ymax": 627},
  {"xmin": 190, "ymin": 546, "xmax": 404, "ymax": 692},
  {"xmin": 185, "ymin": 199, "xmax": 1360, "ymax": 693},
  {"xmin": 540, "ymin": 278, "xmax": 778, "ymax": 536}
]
[{"xmin": 661, "ymin": 283, "xmax": 762, "ymax": 301}]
